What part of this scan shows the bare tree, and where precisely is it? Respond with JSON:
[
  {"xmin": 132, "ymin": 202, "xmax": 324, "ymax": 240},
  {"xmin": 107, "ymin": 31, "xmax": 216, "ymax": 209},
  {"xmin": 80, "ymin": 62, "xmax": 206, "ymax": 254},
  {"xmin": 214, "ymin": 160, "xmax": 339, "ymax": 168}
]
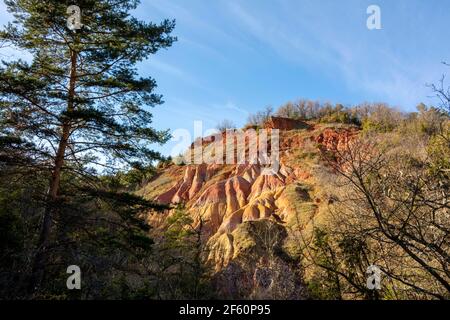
[
  {"xmin": 430, "ymin": 62, "xmax": 450, "ymax": 115},
  {"xmin": 318, "ymin": 133, "xmax": 450, "ymax": 299},
  {"xmin": 246, "ymin": 106, "xmax": 274, "ymax": 127}
]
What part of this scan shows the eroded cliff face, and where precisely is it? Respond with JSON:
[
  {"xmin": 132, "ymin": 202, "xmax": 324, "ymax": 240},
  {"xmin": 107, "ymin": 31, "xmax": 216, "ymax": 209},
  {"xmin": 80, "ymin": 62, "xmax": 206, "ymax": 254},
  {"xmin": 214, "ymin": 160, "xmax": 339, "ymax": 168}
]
[
  {"xmin": 264, "ymin": 116, "xmax": 310, "ymax": 130},
  {"xmin": 140, "ymin": 122, "xmax": 358, "ymax": 298}
]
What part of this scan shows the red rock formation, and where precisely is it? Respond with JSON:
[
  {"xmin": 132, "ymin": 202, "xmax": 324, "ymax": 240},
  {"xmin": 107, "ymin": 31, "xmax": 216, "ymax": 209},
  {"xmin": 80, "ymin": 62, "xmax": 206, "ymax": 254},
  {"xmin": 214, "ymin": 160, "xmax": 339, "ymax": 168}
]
[
  {"xmin": 147, "ymin": 124, "xmax": 361, "ymax": 279},
  {"xmin": 249, "ymin": 174, "xmax": 285, "ymax": 200},
  {"xmin": 155, "ymin": 164, "xmax": 221, "ymax": 204},
  {"xmin": 315, "ymin": 128, "xmax": 358, "ymax": 152},
  {"xmin": 264, "ymin": 116, "xmax": 309, "ymax": 130},
  {"xmin": 195, "ymin": 176, "xmax": 251, "ymax": 209}
]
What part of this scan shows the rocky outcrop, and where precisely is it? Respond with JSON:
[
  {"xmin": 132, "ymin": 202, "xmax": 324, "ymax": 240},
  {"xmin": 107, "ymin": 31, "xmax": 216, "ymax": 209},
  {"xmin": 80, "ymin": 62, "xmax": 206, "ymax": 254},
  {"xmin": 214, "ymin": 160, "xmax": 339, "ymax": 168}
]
[
  {"xmin": 155, "ymin": 164, "xmax": 221, "ymax": 204},
  {"xmin": 315, "ymin": 127, "xmax": 358, "ymax": 153},
  {"xmin": 145, "ymin": 123, "xmax": 360, "ymax": 298},
  {"xmin": 264, "ymin": 116, "xmax": 309, "ymax": 130}
]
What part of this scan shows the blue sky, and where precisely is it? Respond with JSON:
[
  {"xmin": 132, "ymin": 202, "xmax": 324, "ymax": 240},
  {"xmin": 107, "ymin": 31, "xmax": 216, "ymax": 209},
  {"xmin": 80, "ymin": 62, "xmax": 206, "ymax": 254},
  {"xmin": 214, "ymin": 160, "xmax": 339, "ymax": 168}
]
[{"xmin": 1, "ymin": 0, "xmax": 450, "ymax": 156}]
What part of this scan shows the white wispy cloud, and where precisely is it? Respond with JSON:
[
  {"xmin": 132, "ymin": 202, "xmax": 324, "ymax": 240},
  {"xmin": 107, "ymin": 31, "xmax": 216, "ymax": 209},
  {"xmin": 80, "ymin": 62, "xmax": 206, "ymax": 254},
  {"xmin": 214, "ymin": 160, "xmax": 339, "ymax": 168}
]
[
  {"xmin": 146, "ymin": 0, "xmax": 256, "ymax": 54},
  {"xmin": 213, "ymin": 101, "xmax": 249, "ymax": 116},
  {"xmin": 145, "ymin": 57, "xmax": 190, "ymax": 80},
  {"xmin": 225, "ymin": 0, "xmax": 444, "ymax": 109}
]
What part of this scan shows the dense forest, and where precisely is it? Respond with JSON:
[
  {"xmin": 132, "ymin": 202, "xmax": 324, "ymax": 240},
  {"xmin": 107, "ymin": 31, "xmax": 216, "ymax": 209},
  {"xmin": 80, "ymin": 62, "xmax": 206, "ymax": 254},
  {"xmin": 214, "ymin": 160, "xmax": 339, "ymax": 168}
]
[{"xmin": 0, "ymin": 0, "xmax": 448, "ymax": 300}]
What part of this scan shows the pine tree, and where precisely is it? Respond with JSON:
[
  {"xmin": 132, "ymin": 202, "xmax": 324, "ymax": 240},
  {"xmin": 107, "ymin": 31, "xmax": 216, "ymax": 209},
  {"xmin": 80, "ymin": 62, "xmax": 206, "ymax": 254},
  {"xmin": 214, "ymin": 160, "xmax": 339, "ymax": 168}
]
[{"xmin": 0, "ymin": 0, "xmax": 176, "ymax": 295}]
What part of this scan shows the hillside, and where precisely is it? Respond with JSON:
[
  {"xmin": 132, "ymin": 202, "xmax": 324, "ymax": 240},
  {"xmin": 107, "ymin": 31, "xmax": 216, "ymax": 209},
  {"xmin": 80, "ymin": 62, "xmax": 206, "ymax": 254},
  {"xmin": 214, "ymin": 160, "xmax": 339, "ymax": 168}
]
[
  {"xmin": 1, "ymin": 0, "xmax": 449, "ymax": 303},
  {"xmin": 139, "ymin": 119, "xmax": 359, "ymax": 298}
]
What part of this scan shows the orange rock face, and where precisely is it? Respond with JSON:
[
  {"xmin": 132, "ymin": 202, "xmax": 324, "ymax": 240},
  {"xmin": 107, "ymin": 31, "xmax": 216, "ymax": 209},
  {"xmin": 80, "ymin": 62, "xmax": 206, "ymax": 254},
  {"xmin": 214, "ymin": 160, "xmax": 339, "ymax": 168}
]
[
  {"xmin": 315, "ymin": 128, "xmax": 358, "ymax": 153},
  {"xmin": 146, "ymin": 124, "xmax": 360, "ymax": 277},
  {"xmin": 155, "ymin": 164, "xmax": 221, "ymax": 204},
  {"xmin": 264, "ymin": 116, "xmax": 310, "ymax": 130}
]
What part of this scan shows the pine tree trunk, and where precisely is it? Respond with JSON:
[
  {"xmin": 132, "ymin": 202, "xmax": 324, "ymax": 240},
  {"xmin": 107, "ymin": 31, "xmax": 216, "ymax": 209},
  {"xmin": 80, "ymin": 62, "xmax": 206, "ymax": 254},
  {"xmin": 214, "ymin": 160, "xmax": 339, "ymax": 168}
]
[{"xmin": 29, "ymin": 49, "xmax": 78, "ymax": 296}]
